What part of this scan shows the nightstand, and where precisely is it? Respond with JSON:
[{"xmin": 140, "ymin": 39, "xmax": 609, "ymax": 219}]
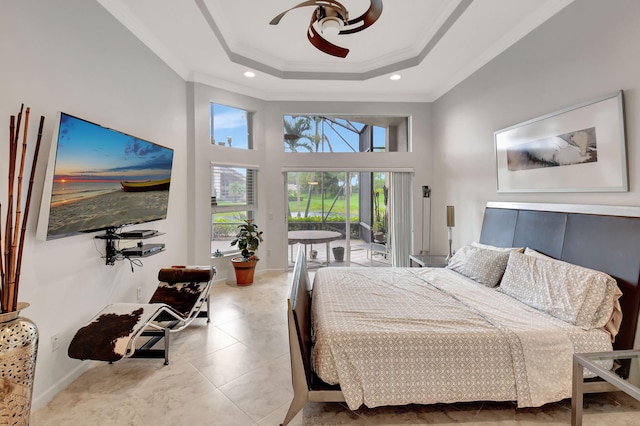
[{"xmin": 409, "ymin": 254, "xmax": 448, "ymax": 268}]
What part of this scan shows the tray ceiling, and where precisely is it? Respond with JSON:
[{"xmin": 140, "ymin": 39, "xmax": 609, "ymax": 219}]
[{"xmin": 97, "ymin": 0, "xmax": 573, "ymax": 102}]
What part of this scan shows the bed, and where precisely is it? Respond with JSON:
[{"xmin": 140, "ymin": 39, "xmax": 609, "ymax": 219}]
[{"xmin": 281, "ymin": 202, "xmax": 640, "ymax": 425}]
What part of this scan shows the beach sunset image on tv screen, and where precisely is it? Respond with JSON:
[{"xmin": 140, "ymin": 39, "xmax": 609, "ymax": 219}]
[{"xmin": 40, "ymin": 113, "xmax": 174, "ymax": 239}]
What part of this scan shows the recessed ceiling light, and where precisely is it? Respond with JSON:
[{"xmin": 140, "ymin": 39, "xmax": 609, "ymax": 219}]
[
  {"xmin": 390, "ymin": 74, "xmax": 401, "ymax": 81},
  {"xmin": 244, "ymin": 71, "xmax": 256, "ymax": 78}
]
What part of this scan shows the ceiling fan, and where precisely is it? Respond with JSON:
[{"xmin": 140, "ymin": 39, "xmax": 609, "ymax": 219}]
[{"xmin": 270, "ymin": 0, "xmax": 383, "ymax": 58}]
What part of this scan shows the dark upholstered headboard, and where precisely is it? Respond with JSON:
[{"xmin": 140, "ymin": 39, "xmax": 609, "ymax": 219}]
[{"xmin": 479, "ymin": 202, "xmax": 640, "ymax": 351}]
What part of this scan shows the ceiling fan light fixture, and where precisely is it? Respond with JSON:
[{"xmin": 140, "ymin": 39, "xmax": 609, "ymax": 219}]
[
  {"xmin": 390, "ymin": 74, "xmax": 401, "ymax": 81},
  {"xmin": 270, "ymin": 0, "xmax": 382, "ymax": 57},
  {"xmin": 317, "ymin": 5, "xmax": 346, "ymax": 36},
  {"xmin": 244, "ymin": 71, "xmax": 256, "ymax": 78},
  {"xmin": 319, "ymin": 16, "xmax": 342, "ymax": 35}
]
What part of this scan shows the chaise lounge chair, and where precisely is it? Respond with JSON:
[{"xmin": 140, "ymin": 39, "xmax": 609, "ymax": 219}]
[{"xmin": 68, "ymin": 266, "xmax": 215, "ymax": 365}]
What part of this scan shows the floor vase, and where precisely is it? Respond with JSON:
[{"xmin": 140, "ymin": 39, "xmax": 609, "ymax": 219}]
[{"xmin": 0, "ymin": 303, "xmax": 38, "ymax": 425}]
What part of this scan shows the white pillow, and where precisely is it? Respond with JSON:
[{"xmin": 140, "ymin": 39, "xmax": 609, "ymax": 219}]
[
  {"xmin": 446, "ymin": 245, "xmax": 511, "ymax": 287},
  {"xmin": 500, "ymin": 251, "xmax": 621, "ymax": 329}
]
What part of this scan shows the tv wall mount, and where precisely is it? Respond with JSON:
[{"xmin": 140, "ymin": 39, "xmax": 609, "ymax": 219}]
[{"xmin": 95, "ymin": 228, "xmax": 164, "ymax": 266}]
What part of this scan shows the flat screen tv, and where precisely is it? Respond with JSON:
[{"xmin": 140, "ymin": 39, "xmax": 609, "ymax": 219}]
[{"xmin": 37, "ymin": 112, "xmax": 174, "ymax": 240}]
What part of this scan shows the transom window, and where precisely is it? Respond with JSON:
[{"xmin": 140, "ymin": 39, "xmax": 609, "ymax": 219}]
[
  {"xmin": 210, "ymin": 103, "xmax": 253, "ymax": 150},
  {"xmin": 283, "ymin": 115, "xmax": 409, "ymax": 153}
]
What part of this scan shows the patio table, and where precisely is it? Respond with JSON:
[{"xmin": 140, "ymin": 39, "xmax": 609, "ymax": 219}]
[{"xmin": 288, "ymin": 230, "xmax": 342, "ymax": 265}]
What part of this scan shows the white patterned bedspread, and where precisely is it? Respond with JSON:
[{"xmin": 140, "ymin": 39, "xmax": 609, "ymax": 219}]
[{"xmin": 311, "ymin": 267, "xmax": 612, "ymax": 410}]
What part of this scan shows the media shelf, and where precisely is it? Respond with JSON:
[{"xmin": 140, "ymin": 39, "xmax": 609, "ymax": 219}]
[{"xmin": 96, "ymin": 228, "xmax": 165, "ymax": 266}]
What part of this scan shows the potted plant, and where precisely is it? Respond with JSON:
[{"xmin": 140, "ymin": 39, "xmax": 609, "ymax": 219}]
[
  {"xmin": 373, "ymin": 219, "xmax": 387, "ymax": 244},
  {"xmin": 230, "ymin": 219, "xmax": 264, "ymax": 285}
]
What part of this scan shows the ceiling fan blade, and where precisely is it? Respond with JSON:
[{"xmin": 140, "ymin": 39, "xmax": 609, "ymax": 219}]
[
  {"xmin": 270, "ymin": 0, "xmax": 348, "ymax": 25},
  {"xmin": 271, "ymin": 0, "xmax": 379, "ymax": 58},
  {"xmin": 340, "ymin": 0, "xmax": 383, "ymax": 35},
  {"xmin": 308, "ymin": 22, "xmax": 349, "ymax": 58}
]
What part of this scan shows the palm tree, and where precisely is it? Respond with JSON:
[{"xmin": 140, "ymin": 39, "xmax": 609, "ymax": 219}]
[
  {"xmin": 284, "ymin": 117, "xmax": 313, "ymax": 152},
  {"xmin": 284, "ymin": 117, "xmax": 313, "ymax": 217},
  {"xmin": 308, "ymin": 116, "xmax": 333, "ymax": 152},
  {"xmin": 295, "ymin": 117, "xmax": 334, "ymax": 217}
]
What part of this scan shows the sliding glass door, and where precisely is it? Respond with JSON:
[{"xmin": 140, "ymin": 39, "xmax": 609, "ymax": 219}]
[{"xmin": 286, "ymin": 171, "xmax": 390, "ymax": 268}]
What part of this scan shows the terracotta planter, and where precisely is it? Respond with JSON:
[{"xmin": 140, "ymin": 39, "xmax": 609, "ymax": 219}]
[
  {"xmin": 232, "ymin": 258, "xmax": 258, "ymax": 286},
  {"xmin": 0, "ymin": 303, "xmax": 38, "ymax": 424}
]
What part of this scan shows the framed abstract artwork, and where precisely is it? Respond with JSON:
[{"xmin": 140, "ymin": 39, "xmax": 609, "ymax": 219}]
[{"xmin": 494, "ymin": 91, "xmax": 627, "ymax": 193}]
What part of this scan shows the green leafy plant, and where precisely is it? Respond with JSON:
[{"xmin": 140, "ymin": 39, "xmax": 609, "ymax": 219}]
[{"xmin": 230, "ymin": 219, "xmax": 264, "ymax": 260}]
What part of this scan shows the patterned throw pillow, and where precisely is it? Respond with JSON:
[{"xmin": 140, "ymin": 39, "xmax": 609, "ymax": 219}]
[
  {"xmin": 523, "ymin": 247, "xmax": 554, "ymax": 259},
  {"xmin": 446, "ymin": 245, "xmax": 511, "ymax": 287},
  {"xmin": 500, "ymin": 251, "xmax": 620, "ymax": 329},
  {"xmin": 472, "ymin": 242, "xmax": 525, "ymax": 253}
]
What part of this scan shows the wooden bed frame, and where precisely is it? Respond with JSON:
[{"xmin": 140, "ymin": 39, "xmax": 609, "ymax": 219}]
[
  {"xmin": 281, "ymin": 202, "xmax": 640, "ymax": 425},
  {"xmin": 281, "ymin": 247, "xmax": 343, "ymax": 426}
]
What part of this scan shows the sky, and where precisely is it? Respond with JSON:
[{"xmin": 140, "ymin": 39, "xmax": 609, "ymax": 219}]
[
  {"xmin": 211, "ymin": 103, "xmax": 386, "ymax": 152},
  {"xmin": 53, "ymin": 113, "xmax": 173, "ymax": 182},
  {"xmin": 211, "ymin": 104, "xmax": 250, "ymax": 148}
]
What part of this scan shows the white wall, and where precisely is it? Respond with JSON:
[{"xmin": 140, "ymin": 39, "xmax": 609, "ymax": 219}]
[
  {"xmin": 7, "ymin": 0, "xmax": 636, "ymax": 410},
  {"xmin": 0, "ymin": 0, "xmax": 188, "ymax": 408},
  {"xmin": 265, "ymin": 101, "xmax": 433, "ymax": 269},
  {"xmin": 187, "ymin": 83, "xmax": 267, "ymax": 279},
  {"xmin": 432, "ymin": 0, "xmax": 640, "ymax": 256},
  {"xmin": 188, "ymin": 84, "xmax": 434, "ymax": 280}
]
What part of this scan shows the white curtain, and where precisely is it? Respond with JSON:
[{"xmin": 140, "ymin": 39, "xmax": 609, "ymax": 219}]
[{"xmin": 390, "ymin": 172, "xmax": 413, "ymax": 267}]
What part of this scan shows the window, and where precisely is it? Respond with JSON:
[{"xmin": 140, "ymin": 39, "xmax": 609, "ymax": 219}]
[
  {"xmin": 210, "ymin": 103, "xmax": 253, "ymax": 150},
  {"xmin": 282, "ymin": 115, "xmax": 409, "ymax": 152},
  {"xmin": 211, "ymin": 165, "xmax": 257, "ymax": 255}
]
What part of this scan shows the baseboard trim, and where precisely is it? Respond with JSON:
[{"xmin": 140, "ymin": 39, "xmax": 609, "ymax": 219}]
[{"xmin": 32, "ymin": 361, "xmax": 95, "ymax": 411}]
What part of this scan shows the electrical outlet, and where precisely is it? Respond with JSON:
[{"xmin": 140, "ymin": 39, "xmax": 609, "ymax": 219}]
[
  {"xmin": 51, "ymin": 334, "xmax": 60, "ymax": 352},
  {"xmin": 137, "ymin": 287, "xmax": 142, "ymax": 302}
]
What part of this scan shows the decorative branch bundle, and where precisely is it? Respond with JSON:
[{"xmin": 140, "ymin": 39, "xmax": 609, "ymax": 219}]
[{"xmin": 1, "ymin": 105, "xmax": 44, "ymax": 313}]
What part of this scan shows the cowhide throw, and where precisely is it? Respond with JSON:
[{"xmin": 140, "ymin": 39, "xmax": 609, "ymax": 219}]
[{"xmin": 68, "ymin": 307, "xmax": 143, "ymax": 362}]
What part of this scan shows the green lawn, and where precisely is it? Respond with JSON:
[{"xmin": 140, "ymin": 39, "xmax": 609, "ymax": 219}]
[
  {"xmin": 289, "ymin": 193, "xmax": 386, "ymax": 218},
  {"xmin": 289, "ymin": 193, "xmax": 358, "ymax": 215}
]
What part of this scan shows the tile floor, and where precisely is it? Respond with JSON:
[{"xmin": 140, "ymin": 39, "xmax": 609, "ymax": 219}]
[{"xmin": 32, "ymin": 270, "xmax": 640, "ymax": 425}]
